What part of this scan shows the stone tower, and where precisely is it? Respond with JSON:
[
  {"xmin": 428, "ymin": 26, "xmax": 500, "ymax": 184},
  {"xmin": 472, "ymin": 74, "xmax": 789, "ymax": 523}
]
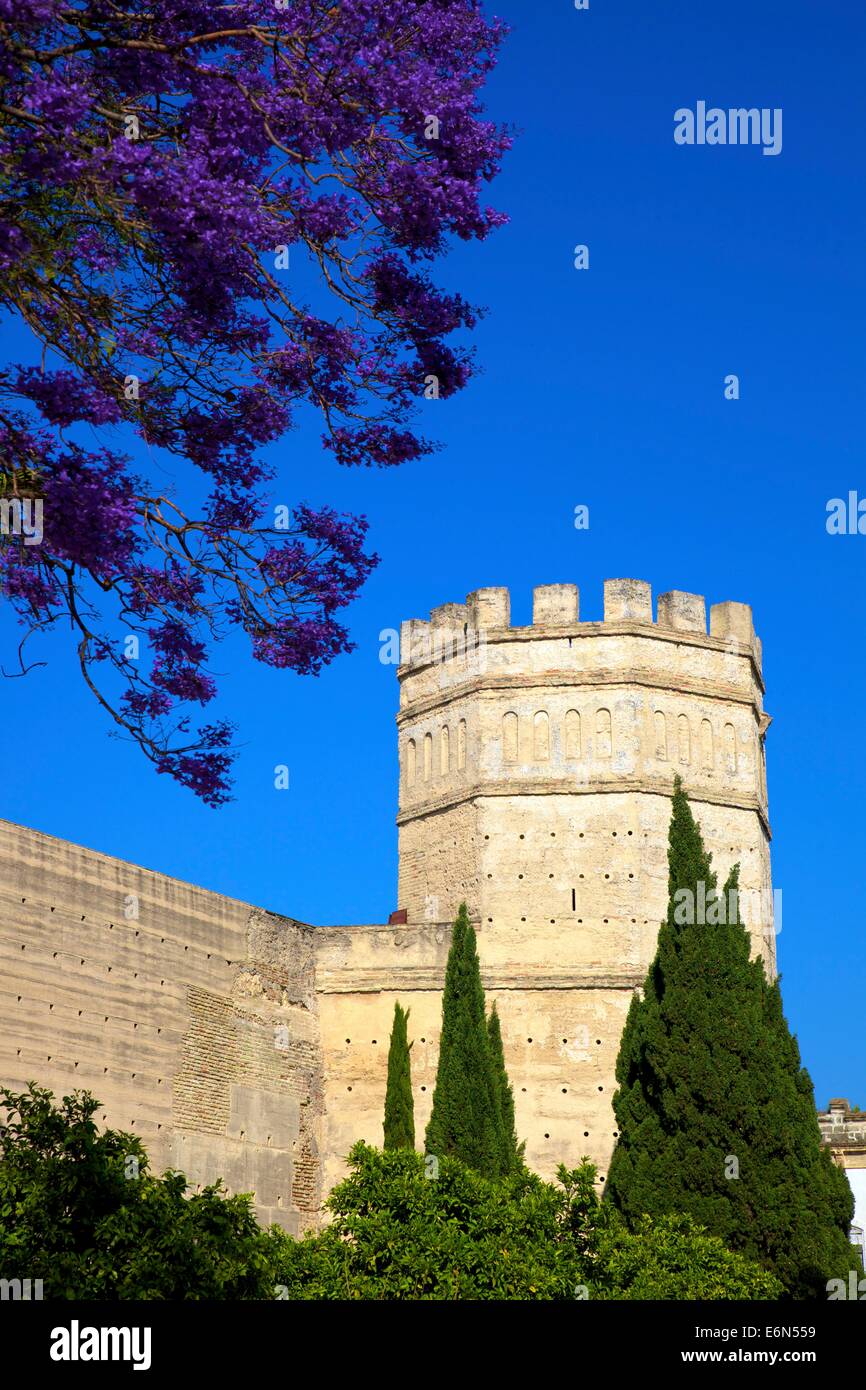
[{"xmin": 395, "ymin": 579, "xmax": 775, "ymax": 1181}]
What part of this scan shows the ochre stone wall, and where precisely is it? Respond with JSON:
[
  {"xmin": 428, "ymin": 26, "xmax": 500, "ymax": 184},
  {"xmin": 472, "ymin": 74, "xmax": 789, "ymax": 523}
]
[
  {"xmin": 315, "ymin": 922, "xmax": 450, "ymax": 1194},
  {"xmin": 0, "ymin": 820, "xmax": 323, "ymax": 1233}
]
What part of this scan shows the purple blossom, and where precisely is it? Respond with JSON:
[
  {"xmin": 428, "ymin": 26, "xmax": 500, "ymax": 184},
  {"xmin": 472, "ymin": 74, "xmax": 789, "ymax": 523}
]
[
  {"xmin": 0, "ymin": 0, "xmax": 509, "ymax": 802},
  {"xmin": 15, "ymin": 370, "xmax": 123, "ymax": 429}
]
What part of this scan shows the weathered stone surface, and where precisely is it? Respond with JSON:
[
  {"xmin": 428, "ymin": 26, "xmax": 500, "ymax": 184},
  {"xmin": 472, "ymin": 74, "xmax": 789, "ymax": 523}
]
[
  {"xmin": 657, "ymin": 590, "xmax": 707, "ymax": 633},
  {"xmin": 0, "ymin": 821, "xmax": 322, "ymax": 1233},
  {"xmin": 533, "ymin": 584, "xmax": 579, "ymax": 626}
]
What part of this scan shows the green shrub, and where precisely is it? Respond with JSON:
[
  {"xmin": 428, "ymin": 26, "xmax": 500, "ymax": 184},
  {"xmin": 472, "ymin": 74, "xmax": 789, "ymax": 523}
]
[
  {"xmin": 273, "ymin": 1142, "xmax": 781, "ymax": 1300},
  {"xmin": 0, "ymin": 1084, "xmax": 278, "ymax": 1299}
]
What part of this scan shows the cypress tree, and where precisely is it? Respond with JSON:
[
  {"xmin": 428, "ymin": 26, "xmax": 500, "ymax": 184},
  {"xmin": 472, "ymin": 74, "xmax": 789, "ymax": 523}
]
[
  {"xmin": 487, "ymin": 1003, "xmax": 524, "ymax": 1174},
  {"xmin": 383, "ymin": 1002, "xmax": 414, "ymax": 1150},
  {"xmin": 605, "ymin": 777, "xmax": 854, "ymax": 1297},
  {"xmin": 425, "ymin": 903, "xmax": 506, "ymax": 1177}
]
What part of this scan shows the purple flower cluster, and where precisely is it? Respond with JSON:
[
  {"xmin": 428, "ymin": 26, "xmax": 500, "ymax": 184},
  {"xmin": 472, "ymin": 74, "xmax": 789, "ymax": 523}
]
[
  {"xmin": 0, "ymin": 0, "xmax": 509, "ymax": 801},
  {"xmin": 14, "ymin": 370, "xmax": 123, "ymax": 430}
]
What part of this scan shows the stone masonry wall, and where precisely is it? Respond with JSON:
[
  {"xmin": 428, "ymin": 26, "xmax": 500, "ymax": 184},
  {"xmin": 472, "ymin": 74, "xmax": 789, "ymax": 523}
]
[{"xmin": 0, "ymin": 820, "xmax": 323, "ymax": 1234}]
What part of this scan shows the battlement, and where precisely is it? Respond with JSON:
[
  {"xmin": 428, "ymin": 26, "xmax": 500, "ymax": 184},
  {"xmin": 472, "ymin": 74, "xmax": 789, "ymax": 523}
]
[
  {"xmin": 819, "ymin": 1099, "xmax": 866, "ymax": 1152},
  {"xmin": 399, "ymin": 580, "xmax": 761, "ymax": 673},
  {"xmin": 396, "ymin": 574, "xmax": 775, "ymax": 991}
]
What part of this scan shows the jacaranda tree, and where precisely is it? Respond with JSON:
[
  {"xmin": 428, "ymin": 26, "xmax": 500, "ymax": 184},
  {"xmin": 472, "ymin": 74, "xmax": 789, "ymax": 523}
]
[{"xmin": 0, "ymin": 1, "xmax": 510, "ymax": 803}]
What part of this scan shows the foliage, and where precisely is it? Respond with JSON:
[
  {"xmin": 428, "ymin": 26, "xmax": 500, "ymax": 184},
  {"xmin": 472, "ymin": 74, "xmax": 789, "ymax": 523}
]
[
  {"xmin": 596, "ymin": 1214, "xmax": 782, "ymax": 1301},
  {"xmin": 605, "ymin": 778, "xmax": 855, "ymax": 1299},
  {"xmin": 383, "ymin": 1001, "xmax": 415, "ymax": 1150},
  {"xmin": 424, "ymin": 903, "xmax": 511, "ymax": 1177},
  {"xmin": 487, "ymin": 1001, "xmax": 523, "ymax": 1173},
  {"xmin": 0, "ymin": 1084, "xmax": 278, "ymax": 1298},
  {"xmin": 273, "ymin": 1142, "xmax": 782, "ymax": 1301},
  {"xmin": 0, "ymin": 1085, "xmax": 783, "ymax": 1300},
  {"xmin": 0, "ymin": 1, "xmax": 510, "ymax": 801}
]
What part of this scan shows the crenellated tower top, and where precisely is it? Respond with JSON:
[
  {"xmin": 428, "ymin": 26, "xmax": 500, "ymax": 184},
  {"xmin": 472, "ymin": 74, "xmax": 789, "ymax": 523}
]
[
  {"xmin": 395, "ymin": 577, "xmax": 775, "ymax": 983},
  {"xmin": 399, "ymin": 579, "xmax": 762, "ymax": 677}
]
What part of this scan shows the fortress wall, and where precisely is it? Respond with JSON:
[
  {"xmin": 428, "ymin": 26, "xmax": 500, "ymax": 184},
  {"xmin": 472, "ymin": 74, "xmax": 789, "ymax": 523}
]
[
  {"xmin": 489, "ymin": 983, "xmax": 633, "ymax": 1184},
  {"xmin": 314, "ymin": 923, "xmax": 450, "ymax": 1193},
  {"xmin": 0, "ymin": 820, "xmax": 323, "ymax": 1234},
  {"xmin": 312, "ymin": 915, "xmax": 640, "ymax": 1188}
]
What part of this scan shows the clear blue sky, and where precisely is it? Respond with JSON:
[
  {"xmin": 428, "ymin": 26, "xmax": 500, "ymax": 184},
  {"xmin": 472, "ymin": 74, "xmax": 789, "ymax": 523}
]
[{"xmin": 2, "ymin": 0, "xmax": 864, "ymax": 1108}]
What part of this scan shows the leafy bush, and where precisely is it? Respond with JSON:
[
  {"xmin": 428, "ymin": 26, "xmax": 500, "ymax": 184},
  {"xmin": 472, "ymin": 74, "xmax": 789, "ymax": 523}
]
[
  {"xmin": 597, "ymin": 1214, "xmax": 782, "ymax": 1300},
  {"xmin": 0, "ymin": 1085, "xmax": 278, "ymax": 1299},
  {"xmin": 273, "ymin": 1142, "xmax": 782, "ymax": 1301},
  {"xmin": 1, "ymin": 1086, "xmax": 783, "ymax": 1300}
]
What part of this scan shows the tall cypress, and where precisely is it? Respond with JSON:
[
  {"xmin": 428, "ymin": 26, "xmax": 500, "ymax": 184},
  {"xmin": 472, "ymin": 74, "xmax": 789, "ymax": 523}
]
[
  {"xmin": 425, "ymin": 903, "xmax": 506, "ymax": 1176},
  {"xmin": 606, "ymin": 777, "xmax": 854, "ymax": 1297},
  {"xmin": 487, "ymin": 1002, "xmax": 523, "ymax": 1174},
  {"xmin": 383, "ymin": 1001, "xmax": 414, "ymax": 1150}
]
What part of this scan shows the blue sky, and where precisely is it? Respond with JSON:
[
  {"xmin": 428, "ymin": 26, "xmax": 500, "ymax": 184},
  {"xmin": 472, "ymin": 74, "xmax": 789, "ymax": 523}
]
[{"xmin": 2, "ymin": 0, "xmax": 864, "ymax": 1108}]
